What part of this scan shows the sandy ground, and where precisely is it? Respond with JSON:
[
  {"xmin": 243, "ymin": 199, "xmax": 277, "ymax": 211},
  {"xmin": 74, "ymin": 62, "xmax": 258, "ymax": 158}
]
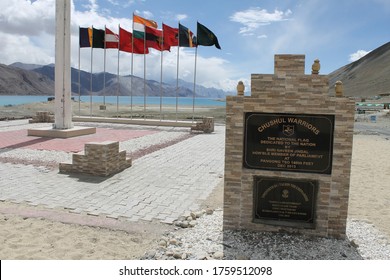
[
  {"xmin": 0, "ymin": 104, "xmax": 389, "ymax": 259},
  {"xmin": 348, "ymin": 134, "xmax": 390, "ymax": 238}
]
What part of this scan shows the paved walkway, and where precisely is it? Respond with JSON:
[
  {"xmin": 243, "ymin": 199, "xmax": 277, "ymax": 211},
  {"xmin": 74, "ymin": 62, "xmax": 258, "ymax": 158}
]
[
  {"xmin": 0, "ymin": 122, "xmax": 225, "ymax": 224},
  {"xmin": 0, "ymin": 127, "xmax": 158, "ymax": 152}
]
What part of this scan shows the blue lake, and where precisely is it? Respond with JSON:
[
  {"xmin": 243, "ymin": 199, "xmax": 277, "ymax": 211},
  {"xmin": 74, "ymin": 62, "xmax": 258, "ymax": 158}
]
[{"xmin": 0, "ymin": 95, "xmax": 226, "ymax": 107}]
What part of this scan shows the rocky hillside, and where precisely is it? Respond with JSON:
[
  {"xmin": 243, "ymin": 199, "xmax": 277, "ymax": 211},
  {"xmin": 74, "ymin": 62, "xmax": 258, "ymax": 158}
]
[
  {"xmin": 33, "ymin": 65, "xmax": 197, "ymax": 98},
  {"xmin": 0, "ymin": 64, "xmax": 54, "ymax": 95},
  {"xmin": 328, "ymin": 42, "xmax": 390, "ymax": 97}
]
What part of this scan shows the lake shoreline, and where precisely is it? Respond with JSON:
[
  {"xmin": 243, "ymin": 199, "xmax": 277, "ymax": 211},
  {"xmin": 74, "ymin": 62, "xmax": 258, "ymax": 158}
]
[{"xmin": 0, "ymin": 98, "xmax": 227, "ymax": 123}]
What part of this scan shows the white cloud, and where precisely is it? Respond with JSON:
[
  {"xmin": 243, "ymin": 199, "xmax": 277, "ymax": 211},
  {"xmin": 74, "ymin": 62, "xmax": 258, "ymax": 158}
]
[
  {"xmin": 134, "ymin": 10, "xmax": 154, "ymax": 19},
  {"xmin": 175, "ymin": 14, "xmax": 188, "ymax": 21},
  {"xmin": 0, "ymin": 0, "xmax": 55, "ymax": 36},
  {"xmin": 349, "ymin": 50, "xmax": 370, "ymax": 62},
  {"xmin": 107, "ymin": 0, "xmax": 136, "ymax": 8},
  {"xmin": 86, "ymin": 0, "xmax": 99, "ymax": 13},
  {"xmin": 230, "ymin": 7, "xmax": 292, "ymax": 35},
  {"xmin": 0, "ymin": 0, "xmax": 234, "ymax": 91}
]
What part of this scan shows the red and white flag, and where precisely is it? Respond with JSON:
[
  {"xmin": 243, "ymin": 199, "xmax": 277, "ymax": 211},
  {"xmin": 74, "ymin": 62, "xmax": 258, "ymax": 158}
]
[{"xmin": 105, "ymin": 27, "xmax": 119, "ymax": 49}]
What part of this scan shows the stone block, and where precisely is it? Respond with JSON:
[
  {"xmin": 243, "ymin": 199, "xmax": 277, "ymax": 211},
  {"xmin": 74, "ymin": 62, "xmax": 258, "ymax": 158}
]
[{"xmin": 59, "ymin": 141, "xmax": 132, "ymax": 177}]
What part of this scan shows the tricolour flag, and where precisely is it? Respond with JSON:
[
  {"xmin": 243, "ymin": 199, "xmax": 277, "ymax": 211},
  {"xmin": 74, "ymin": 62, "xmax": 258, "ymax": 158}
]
[
  {"xmin": 79, "ymin": 27, "xmax": 92, "ymax": 48},
  {"xmin": 145, "ymin": 26, "xmax": 170, "ymax": 51},
  {"xmin": 119, "ymin": 27, "xmax": 149, "ymax": 54},
  {"xmin": 178, "ymin": 23, "xmax": 196, "ymax": 47},
  {"xmin": 133, "ymin": 14, "xmax": 158, "ymax": 39},
  {"xmin": 105, "ymin": 27, "xmax": 119, "ymax": 49},
  {"xmin": 196, "ymin": 22, "xmax": 221, "ymax": 49},
  {"xmin": 163, "ymin": 23, "xmax": 178, "ymax": 48}
]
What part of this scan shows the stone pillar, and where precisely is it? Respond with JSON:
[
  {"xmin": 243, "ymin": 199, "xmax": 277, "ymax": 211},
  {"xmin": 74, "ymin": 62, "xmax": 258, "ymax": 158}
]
[
  {"xmin": 335, "ymin": 81, "xmax": 343, "ymax": 97},
  {"xmin": 54, "ymin": 0, "xmax": 73, "ymax": 129},
  {"xmin": 312, "ymin": 59, "xmax": 320, "ymax": 75},
  {"xmin": 202, "ymin": 117, "xmax": 214, "ymax": 133},
  {"xmin": 237, "ymin": 81, "xmax": 245, "ymax": 96}
]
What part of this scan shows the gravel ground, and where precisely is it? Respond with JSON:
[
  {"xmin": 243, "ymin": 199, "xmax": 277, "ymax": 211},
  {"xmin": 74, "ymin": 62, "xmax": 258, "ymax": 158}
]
[{"xmin": 144, "ymin": 209, "xmax": 390, "ymax": 260}]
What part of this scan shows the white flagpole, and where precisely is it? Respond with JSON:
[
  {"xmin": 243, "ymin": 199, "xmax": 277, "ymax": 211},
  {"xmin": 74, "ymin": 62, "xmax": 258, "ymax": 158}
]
[
  {"xmin": 130, "ymin": 50, "xmax": 134, "ymax": 120},
  {"xmin": 193, "ymin": 46, "xmax": 198, "ymax": 123},
  {"xmin": 143, "ymin": 31, "xmax": 147, "ymax": 120},
  {"xmin": 78, "ymin": 26, "xmax": 81, "ymax": 116},
  {"xmin": 160, "ymin": 27, "xmax": 164, "ymax": 121},
  {"xmin": 131, "ymin": 16, "xmax": 134, "ymax": 119},
  {"xmin": 176, "ymin": 22, "xmax": 180, "ymax": 122},
  {"xmin": 103, "ymin": 25, "xmax": 107, "ymax": 106},
  {"xmin": 90, "ymin": 25, "xmax": 94, "ymax": 117},
  {"xmin": 117, "ymin": 24, "xmax": 120, "ymax": 118}
]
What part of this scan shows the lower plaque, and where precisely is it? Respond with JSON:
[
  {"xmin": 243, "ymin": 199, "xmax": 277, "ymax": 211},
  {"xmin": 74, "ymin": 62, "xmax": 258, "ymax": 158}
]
[{"xmin": 253, "ymin": 177, "xmax": 318, "ymax": 228}]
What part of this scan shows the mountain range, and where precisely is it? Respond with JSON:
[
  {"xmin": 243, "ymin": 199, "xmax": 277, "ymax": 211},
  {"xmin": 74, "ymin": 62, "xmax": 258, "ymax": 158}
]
[
  {"xmin": 1, "ymin": 41, "xmax": 390, "ymax": 98},
  {"xmin": 0, "ymin": 63, "xmax": 230, "ymax": 98}
]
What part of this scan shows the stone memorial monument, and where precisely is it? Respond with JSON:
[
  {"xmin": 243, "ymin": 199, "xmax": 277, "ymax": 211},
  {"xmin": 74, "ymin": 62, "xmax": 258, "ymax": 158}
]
[{"xmin": 223, "ymin": 55, "xmax": 354, "ymax": 238}]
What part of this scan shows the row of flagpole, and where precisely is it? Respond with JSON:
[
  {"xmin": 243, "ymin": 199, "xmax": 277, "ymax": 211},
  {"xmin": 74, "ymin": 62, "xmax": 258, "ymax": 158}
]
[{"xmin": 77, "ymin": 14, "xmax": 221, "ymax": 121}]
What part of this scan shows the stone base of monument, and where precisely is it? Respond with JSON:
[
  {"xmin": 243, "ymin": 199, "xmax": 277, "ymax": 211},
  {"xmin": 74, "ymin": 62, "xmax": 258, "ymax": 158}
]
[
  {"xmin": 59, "ymin": 141, "xmax": 132, "ymax": 177},
  {"xmin": 29, "ymin": 111, "xmax": 54, "ymax": 123},
  {"xmin": 191, "ymin": 117, "xmax": 214, "ymax": 133},
  {"xmin": 27, "ymin": 126, "xmax": 96, "ymax": 138}
]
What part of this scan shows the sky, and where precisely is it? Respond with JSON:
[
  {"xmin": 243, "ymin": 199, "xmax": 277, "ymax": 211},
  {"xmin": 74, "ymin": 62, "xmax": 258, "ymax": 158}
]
[{"xmin": 0, "ymin": 0, "xmax": 390, "ymax": 92}]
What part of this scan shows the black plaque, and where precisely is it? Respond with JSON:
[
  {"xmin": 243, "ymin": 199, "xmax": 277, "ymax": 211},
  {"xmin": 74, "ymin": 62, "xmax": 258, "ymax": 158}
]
[
  {"xmin": 253, "ymin": 177, "xmax": 318, "ymax": 228},
  {"xmin": 244, "ymin": 112, "xmax": 335, "ymax": 174}
]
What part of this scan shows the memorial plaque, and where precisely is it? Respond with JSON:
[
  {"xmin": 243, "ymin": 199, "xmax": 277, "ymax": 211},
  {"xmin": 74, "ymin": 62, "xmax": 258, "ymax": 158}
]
[
  {"xmin": 253, "ymin": 177, "xmax": 318, "ymax": 228},
  {"xmin": 244, "ymin": 112, "xmax": 335, "ymax": 174}
]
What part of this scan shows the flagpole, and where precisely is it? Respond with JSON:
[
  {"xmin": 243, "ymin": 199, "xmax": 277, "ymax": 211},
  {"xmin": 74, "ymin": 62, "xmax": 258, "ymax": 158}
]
[
  {"xmin": 176, "ymin": 22, "xmax": 180, "ymax": 122},
  {"xmin": 90, "ymin": 25, "xmax": 94, "ymax": 117},
  {"xmin": 193, "ymin": 46, "xmax": 198, "ymax": 123},
  {"xmin": 130, "ymin": 51, "xmax": 134, "ymax": 120},
  {"xmin": 160, "ymin": 27, "xmax": 164, "ymax": 121},
  {"xmin": 117, "ymin": 24, "xmax": 120, "ymax": 118},
  {"xmin": 103, "ymin": 25, "xmax": 107, "ymax": 107},
  {"xmin": 143, "ymin": 30, "xmax": 147, "ymax": 120},
  {"xmin": 78, "ymin": 26, "xmax": 81, "ymax": 116},
  {"xmin": 131, "ymin": 15, "xmax": 134, "ymax": 120}
]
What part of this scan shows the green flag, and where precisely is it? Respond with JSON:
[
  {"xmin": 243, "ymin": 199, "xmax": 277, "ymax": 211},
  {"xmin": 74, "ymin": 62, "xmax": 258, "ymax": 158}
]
[{"xmin": 196, "ymin": 22, "xmax": 221, "ymax": 49}]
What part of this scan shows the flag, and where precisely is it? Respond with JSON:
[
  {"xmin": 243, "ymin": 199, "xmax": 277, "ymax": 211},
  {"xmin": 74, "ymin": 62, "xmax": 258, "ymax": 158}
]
[
  {"xmin": 119, "ymin": 27, "xmax": 149, "ymax": 54},
  {"xmin": 79, "ymin": 27, "xmax": 104, "ymax": 48},
  {"xmin": 92, "ymin": 28, "xmax": 105, "ymax": 48},
  {"xmin": 179, "ymin": 23, "xmax": 196, "ymax": 47},
  {"xmin": 133, "ymin": 14, "xmax": 158, "ymax": 39},
  {"xmin": 145, "ymin": 26, "xmax": 170, "ymax": 51},
  {"xmin": 105, "ymin": 27, "xmax": 119, "ymax": 49},
  {"xmin": 163, "ymin": 23, "xmax": 178, "ymax": 48},
  {"xmin": 79, "ymin": 27, "xmax": 92, "ymax": 48},
  {"xmin": 196, "ymin": 22, "xmax": 221, "ymax": 49}
]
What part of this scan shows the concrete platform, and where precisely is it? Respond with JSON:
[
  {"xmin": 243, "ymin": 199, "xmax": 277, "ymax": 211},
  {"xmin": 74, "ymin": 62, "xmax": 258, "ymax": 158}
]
[
  {"xmin": 72, "ymin": 116, "xmax": 196, "ymax": 127},
  {"xmin": 27, "ymin": 126, "xmax": 96, "ymax": 138}
]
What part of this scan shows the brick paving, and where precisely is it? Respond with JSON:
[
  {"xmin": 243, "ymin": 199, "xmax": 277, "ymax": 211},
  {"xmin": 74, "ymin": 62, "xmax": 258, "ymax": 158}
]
[
  {"xmin": 0, "ymin": 121, "xmax": 225, "ymax": 224},
  {"xmin": 0, "ymin": 128, "xmax": 157, "ymax": 152}
]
